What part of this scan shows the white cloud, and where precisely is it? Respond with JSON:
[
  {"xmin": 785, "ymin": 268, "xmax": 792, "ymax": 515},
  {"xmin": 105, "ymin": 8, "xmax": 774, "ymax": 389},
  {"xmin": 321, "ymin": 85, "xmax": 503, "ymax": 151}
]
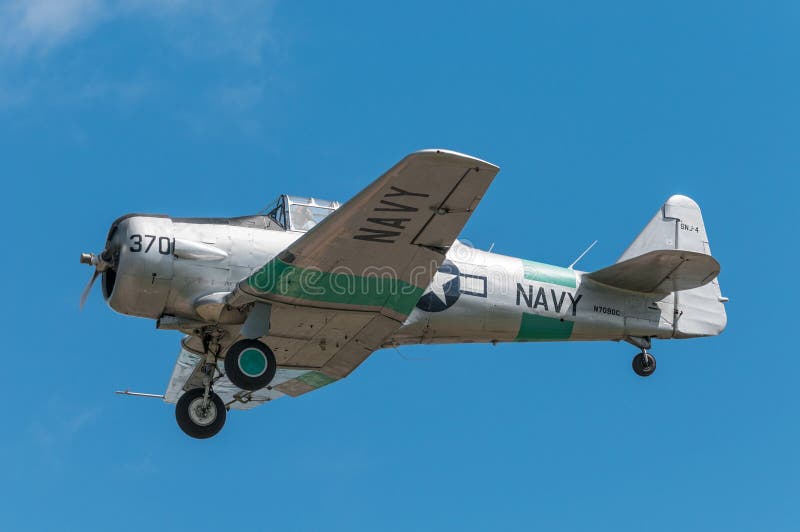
[
  {"xmin": 0, "ymin": 0, "xmax": 277, "ymax": 61},
  {"xmin": 0, "ymin": 0, "xmax": 279, "ymax": 126},
  {"xmin": 0, "ymin": 0, "xmax": 107, "ymax": 56}
]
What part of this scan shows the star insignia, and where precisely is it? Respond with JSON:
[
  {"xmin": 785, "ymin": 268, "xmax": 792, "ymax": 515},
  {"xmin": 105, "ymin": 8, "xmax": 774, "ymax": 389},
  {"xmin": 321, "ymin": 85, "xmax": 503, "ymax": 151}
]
[{"xmin": 422, "ymin": 271, "xmax": 458, "ymax": 305}]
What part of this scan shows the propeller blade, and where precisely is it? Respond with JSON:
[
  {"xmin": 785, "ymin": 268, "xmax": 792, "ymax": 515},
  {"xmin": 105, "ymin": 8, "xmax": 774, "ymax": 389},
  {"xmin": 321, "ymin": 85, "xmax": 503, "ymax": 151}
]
[{"xmin": 80, "ymin": 269, "xmax": 100, "ymax": 310}]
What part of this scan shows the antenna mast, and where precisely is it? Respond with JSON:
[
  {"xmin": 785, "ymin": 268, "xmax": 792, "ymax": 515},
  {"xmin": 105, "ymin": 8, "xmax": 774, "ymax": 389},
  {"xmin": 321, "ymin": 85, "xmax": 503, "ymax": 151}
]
[{"xmin": 568, "ymin": 240, "xmax": 598, "ymax": 270}]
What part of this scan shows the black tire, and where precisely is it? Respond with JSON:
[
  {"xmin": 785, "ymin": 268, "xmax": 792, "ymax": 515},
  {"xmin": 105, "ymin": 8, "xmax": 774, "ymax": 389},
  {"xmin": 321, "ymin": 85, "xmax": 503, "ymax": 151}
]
[
  {"xmin": 175, "ymin": 388, "xmax": 226, "ymax": 439},
  {"xmin": 224, "ymin": 339, "xmax": 277, "ymax": 391},
  {"xmin": 632, "ymin": 352, "xmax": 657, "ymax": 377}
]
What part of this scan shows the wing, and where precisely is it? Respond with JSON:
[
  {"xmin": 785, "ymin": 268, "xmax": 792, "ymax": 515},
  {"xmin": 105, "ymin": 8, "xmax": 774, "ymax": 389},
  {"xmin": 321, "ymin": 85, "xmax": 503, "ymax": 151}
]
[
  {"xmin": 231, "ymin": 149, "xmax": 499, "ymax": 318},
  {"xmin": 223, "ymin": 149, "xmax": 499, "ymax": 383}
]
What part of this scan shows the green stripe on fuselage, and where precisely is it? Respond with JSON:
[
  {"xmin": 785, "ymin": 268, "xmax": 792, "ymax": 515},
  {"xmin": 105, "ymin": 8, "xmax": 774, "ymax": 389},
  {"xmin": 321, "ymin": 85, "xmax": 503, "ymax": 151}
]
[
  {"xmin": 247, "ymin": 258, "xmax": 425, "ymax": 316},
  {"xmin": 515, "ymin": 312, "xmax": 574, "ymax": 341},
  {"xmin": 521, "ymin": 259, "xmax": 576, "ymax": 288}
]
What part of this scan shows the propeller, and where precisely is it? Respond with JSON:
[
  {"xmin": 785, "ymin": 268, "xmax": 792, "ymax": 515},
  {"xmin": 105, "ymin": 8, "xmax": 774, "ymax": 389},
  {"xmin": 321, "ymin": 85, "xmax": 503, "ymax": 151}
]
[
  {"xmin": 80, "ymin": 251, "xmax": 113, "ymax": 310},
  {"xmin": 80, "ymin": 269, "xmax": 101, "ymax": 309}
]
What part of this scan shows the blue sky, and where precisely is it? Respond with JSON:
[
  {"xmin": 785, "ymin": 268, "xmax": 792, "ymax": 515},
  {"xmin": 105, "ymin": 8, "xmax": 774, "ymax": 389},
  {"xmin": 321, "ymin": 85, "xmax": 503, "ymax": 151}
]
[{"xmin": 1, "ymin": 1, "xmax": 798, "ymax": 530}]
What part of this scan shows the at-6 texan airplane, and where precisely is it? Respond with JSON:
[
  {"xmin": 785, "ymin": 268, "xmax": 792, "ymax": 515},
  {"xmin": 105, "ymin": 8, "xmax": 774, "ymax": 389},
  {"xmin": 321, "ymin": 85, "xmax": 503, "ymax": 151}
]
[{"xmin": 81, "ymin": 150, "xmax": 727, "ymax": 438}]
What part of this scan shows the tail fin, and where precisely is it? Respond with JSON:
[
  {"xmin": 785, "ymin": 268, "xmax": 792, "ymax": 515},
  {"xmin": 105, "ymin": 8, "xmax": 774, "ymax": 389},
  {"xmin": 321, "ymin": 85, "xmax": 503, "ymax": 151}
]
[
  {"xmin": 588, "ymin": 195, "xmax": 727, "ymax": 338},
  {"xmin": 618, "ymin": 194, "xmax": 712, "ymax": 262}
]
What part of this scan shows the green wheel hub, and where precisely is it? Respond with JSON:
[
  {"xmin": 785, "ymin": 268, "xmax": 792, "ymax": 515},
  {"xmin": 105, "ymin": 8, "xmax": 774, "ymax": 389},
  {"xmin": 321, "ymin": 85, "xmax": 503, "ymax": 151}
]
[{"xmin": 239, "ymin": 347, "xmax": 268, "ymax": 377}]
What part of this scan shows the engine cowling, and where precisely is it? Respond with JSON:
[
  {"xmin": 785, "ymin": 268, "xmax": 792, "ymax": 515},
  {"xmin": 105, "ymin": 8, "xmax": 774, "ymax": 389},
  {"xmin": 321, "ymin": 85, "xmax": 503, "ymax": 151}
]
[{"xmin": 103, "ymin": 214, "xmax": 175, "ymax": 319}]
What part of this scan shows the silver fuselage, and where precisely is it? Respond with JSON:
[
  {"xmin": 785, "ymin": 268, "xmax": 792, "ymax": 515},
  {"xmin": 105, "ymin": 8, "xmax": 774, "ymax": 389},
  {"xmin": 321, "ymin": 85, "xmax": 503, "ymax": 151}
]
[{"xmin": 100, "ymin": 213, "xmax": 704, "ymax": 347}]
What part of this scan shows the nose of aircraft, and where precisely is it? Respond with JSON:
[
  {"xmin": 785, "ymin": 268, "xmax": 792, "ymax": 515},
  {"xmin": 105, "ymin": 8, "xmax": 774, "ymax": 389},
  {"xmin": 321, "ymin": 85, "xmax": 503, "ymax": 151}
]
[{"xmin": 79, "ymin": 222, "xmax": 121, "ymax": 309}]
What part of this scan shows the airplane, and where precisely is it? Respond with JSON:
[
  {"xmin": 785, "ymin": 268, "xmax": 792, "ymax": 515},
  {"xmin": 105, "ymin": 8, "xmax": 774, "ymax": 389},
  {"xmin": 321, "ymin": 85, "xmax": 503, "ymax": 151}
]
[{"xmin": 80, "ymin": 149, "xmax": 727, "ymax": 438}]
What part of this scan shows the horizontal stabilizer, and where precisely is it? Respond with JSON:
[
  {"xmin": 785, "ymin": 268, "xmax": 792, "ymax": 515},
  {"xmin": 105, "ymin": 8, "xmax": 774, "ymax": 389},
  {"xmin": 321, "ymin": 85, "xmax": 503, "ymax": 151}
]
[{"xmin": 587, "ymin": 249, "xmax": 720, "ymax": 294}]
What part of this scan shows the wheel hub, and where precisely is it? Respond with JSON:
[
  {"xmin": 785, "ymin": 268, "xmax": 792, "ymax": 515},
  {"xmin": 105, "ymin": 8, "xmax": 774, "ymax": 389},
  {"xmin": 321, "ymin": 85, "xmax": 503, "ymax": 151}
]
[
  {"xmin": 239, "ymin": 347, "xmax": 268, "ymax": 377},
  {"xmin": 188, "ymin": 397, "xmax": 218, "ymax": 426}
]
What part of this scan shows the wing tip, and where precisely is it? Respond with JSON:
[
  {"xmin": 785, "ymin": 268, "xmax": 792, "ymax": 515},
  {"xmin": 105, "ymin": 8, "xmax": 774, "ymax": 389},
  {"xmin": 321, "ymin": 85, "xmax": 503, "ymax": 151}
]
[{"xmin": 412, "ymin": 148, "xmax": 499, "ymax": 171}]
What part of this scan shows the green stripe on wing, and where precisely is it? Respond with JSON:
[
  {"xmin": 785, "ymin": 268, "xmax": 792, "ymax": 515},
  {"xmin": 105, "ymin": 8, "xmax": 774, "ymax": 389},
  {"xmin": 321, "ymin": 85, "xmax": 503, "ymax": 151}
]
[
  {"xmin": 296, "ymin": 371, "xmax": 336, "ymax": 389},
  {"xmin": 248, "ymin": 258, "xmax": 425, "ymax": 316}
]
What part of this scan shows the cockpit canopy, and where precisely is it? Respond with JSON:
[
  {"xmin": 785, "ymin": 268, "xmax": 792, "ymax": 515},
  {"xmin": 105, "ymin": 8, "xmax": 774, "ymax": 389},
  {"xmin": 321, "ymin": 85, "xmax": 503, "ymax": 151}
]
[{"xmin": 266, "ymin": 195, "xmax": 341, "ymax": 232}]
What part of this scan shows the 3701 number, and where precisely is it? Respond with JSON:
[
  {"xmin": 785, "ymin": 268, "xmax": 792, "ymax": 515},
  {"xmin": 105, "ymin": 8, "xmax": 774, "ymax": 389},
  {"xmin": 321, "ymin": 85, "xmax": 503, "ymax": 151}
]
[{"xmin": 130, "ymin": 234, "xmax": 172, "ymax": 255}]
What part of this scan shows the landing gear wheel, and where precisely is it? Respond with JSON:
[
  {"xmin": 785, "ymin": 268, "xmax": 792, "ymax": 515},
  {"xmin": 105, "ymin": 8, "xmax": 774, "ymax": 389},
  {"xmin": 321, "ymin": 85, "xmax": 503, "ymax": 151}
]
[
  {"xmin": 224, "ymin": 339, "xmax": 277, "ymax": 391},
  {"xmin": 176, "ymin": 388, "xmax": 226, "ymax": 439},
  {"xmin": 632, "ymin": 352, "xmax": 657, "ymax": 377}
]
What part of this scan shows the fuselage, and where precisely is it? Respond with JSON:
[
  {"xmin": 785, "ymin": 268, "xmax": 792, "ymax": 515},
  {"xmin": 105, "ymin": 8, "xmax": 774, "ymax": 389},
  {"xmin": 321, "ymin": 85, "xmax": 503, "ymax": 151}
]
[{"xmin": 101, "ymin": 212, "xmax": 677, "ymax": 346}]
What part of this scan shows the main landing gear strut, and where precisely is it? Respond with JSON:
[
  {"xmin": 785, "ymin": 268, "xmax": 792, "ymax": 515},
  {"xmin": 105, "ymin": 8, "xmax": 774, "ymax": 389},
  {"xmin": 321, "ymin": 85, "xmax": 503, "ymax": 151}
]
[
  {"xmin": 627, "ymin": 336, "xmax": 656, "ymax": 377},
  {"xmin": 176, "ymin": 330, "xmax": 227, "ymax": 439}
]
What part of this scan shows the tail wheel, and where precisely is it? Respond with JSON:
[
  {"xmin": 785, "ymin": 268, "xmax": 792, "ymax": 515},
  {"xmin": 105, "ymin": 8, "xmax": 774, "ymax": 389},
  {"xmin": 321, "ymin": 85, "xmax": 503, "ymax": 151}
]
[
  {"xmin": 175, "ymin": 388, "xmax": 226, "ymax": 439},
  {"xmin": 632, "ymin": 352, "xmax": 657, "ymax": 377},
  {"xmin": 224, "ymin": 339, "xmax": 277, "ymax": 391}
]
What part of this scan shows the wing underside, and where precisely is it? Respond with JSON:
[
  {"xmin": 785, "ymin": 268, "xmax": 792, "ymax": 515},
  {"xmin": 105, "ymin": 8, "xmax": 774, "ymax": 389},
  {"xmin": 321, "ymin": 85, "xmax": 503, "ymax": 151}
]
[{"xmin": 164, "ymin": 341, "xmax": 342, "ymax": 410}]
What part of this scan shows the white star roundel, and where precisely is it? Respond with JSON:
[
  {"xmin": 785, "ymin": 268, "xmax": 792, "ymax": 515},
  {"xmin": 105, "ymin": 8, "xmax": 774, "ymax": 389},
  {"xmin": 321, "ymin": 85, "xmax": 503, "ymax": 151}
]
[{"xmin": 415, "ymin": 261, "xmax": 461, "ymax": 312}]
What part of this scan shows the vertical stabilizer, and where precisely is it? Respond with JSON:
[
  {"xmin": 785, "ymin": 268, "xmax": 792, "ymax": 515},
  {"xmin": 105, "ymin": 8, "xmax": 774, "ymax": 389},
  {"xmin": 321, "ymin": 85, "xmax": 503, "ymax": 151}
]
[
  {"xmin": 619, "ymin": 195, "xmax": 709, "ymax": 261},
  {"xmin": 621, "ymin": 195, "xmax": 727, "ymax": 338}
]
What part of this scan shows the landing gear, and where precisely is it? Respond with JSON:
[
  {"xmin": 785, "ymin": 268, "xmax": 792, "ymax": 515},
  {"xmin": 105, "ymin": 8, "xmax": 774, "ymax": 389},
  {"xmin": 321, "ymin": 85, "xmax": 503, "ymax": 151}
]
[
  {"xmin": 175, "ymin": 388, "xmax": 226, "ymax": 439},
  {"xmin": 175, "ymin": 328, "xmax": 228, "ymax": 438},
  {"xmin": 626, "ymin": 336, "xmax": 656, "ymax": 377},
  {"xmin": 632, "ymin": 351, "xmax": 656, "ymax": 377},
  {"xmin": 224, "ymin": 339, "xmax": 277, "ymax": 391}
]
